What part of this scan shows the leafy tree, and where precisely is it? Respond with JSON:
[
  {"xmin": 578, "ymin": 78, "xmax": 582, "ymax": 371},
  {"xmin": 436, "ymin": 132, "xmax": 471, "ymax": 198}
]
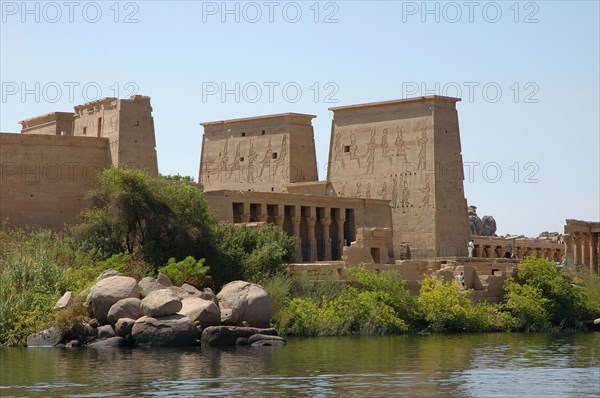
[
  {"xmin": 72, "ymin": 168, "xmax": 215, "ymax": 270},
  {"xmin": 211, "ymin": 223, "xmax": 295, "ymax": 287}
]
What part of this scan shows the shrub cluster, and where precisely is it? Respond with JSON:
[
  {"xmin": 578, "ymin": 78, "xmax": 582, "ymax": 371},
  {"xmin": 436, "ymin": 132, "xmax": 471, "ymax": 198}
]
[{"xmin": 265, "ymin": 259, "xmax": 599, "ymax": 337}]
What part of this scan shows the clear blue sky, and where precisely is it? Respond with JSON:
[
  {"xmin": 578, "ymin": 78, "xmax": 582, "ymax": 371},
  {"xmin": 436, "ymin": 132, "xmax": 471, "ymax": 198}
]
[{"xmin": 1, "ymin": 1, "xmax": 598, "ymax": 237}]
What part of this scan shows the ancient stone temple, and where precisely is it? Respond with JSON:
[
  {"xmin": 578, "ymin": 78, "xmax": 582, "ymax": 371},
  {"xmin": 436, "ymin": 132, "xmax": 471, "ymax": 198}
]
[
  {"xmin": 0, "ymin": 95, "xmax": 158, "ymax": 230},
  {"xmin": 326, "ymin": 97, "xmax": 471, "ymax": 258},
  {"xmin": 200, "ymin": 96, "xmax": 471, "ymax": 260}
]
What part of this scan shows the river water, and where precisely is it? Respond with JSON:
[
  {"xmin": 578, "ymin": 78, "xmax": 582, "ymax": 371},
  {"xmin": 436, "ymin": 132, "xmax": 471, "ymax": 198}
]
[{"xmin": 1, "ymin": 333, "xmax": 599, "ymax": 397}]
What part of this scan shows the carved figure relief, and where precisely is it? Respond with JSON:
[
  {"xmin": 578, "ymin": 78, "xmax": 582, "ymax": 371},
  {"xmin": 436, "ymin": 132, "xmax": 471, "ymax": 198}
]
[
  {"xmin": 395, "ymin": 127, "xmax": 408, "ymax": 167},
  {"xmin": 391, "ymin": 177, "xmax": 399, "ymax": 208},
  {"xmin": 228, "ymin": 142, "xmax": 242, "ymax": 181},
  {"xmin": 219, "ymin": 141, "xmax": 229, "ymax": 182},
  {"xmin": 349, "ymin": 132, "xmax": 361, "ymax": 167},
  {"xmin": 247, "ymin": 141, "xmax": 258, "ymax": 183},
  {"xmin": 416, "ymin": 129, "xmax": 428, "ymax": 171},
  {"xmin": 381, "ymin": 129, "xmax": 393, "ymax": 165},
  {"xmin": 334, "ymin": 132, "xmax": 345, "ymax": 169},
  {"xmin": 259, "ymin": 138, "xmax": 272, "ymax": 180},
  {"xmin": 364, "ymin": 130, "xmax": 377, "ymax": 174},
  {"xmin": 379, "ymin": 178, "xmax": 388, "ymax": 200},
  {"xmin": 365, "ymin": 183, "xmax": 372, "ymax": 199},
  {"xmin": 421, "ymin": 175, "xmax": 431, "ymax": 209},
  {"xmin": 273, "ymin": 136, "xmax": 287, "ymax": 177},
  {"xmin": 354, "ymin": 181, "xmax": 362, "ymax": 198},
  {"xmin": 401, "ymin": 178, "xmax": 410, "ymax": 213}
]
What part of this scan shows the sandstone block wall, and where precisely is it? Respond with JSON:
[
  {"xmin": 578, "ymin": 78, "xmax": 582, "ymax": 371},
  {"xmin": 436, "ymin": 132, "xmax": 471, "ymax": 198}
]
[{"xmin": 0, "ymin": 133, "xmax": 110, "ymax": 230}]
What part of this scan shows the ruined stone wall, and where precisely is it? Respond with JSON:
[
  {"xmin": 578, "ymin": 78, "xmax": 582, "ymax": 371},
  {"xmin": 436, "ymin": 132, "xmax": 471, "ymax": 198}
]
[
  {"xmin": 2, "ymin": 95, "xmax": 159, "ymax": 231},
  {"xmin": 20, "ymin": 112, "xmax": 74, "ymax": 136},
  {"xmin": 472, "ymin": 235, "xmax": 564, "ymax": 262},
  {"xmin": 74, "ymin": 95, "xmax": 158, "ymax": 176},
  {"xmin": 199, "ymin": 113, "xmax": 318, "ymax": 192},
  {"xmin": 0, "ymin": 133, "xmax": 110, "ymax": 230},
  {"xmin": 327, "ymin": 96, "xmax": 470, "ymax": 259}
]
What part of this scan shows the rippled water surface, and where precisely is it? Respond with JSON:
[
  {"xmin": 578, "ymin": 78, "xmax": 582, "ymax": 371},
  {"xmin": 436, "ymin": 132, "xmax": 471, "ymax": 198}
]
[{"xmin": 1, "ymin": 333, "xmax": 599, "ymax": 397}]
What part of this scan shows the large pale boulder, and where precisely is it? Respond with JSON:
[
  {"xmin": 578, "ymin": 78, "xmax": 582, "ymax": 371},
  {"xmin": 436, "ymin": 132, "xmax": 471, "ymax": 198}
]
[
  {"xmin": 90, "ymin": 276, "xmax": 140, "ymax": 324},
  {"xmin": 217, "ymin": 281, "xmax": 272, "ymax": 328},
  {"xmin": 54, "ymin": 291, "xmax": 72, "ymax": 310},
  {"xmin": 107, "ymin": 298, "xmax": 143, "ymax": 326},
  {"xmin": 131, "ymin": 315, "xmax": 198, "ymax": 347},
  {"xmin": 178, "ymin": 297, "xmax": 220, "ymax": 327},
  {"xmin": 141, "ymin": 289, "xmax": 182, "ymax": 317}
]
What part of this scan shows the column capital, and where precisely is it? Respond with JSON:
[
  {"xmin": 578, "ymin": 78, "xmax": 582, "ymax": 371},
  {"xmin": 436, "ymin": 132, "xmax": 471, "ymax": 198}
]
[
  {"xmin": 306, "ymin": 217, "xmax": 317, "ymax": 226},
  {"xmin": 292, "ymin": 216, "xmax": 302, "ymax": 224},
  {"xmin": 320, "ymin": 217, "xmax": 332, "ymax": 227}
]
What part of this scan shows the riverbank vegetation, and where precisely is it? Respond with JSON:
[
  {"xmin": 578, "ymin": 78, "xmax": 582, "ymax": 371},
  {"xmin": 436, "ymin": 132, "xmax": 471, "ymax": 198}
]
[{"xmin": 1, "ymin": 168, "xmax": 599, "ymax": 346}]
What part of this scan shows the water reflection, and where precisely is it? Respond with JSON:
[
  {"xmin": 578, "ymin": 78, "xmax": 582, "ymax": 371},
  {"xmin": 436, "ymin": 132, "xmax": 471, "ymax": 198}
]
[{"xmin": 1, "ymin": 333, "xmax": 599, "ymax": 397}]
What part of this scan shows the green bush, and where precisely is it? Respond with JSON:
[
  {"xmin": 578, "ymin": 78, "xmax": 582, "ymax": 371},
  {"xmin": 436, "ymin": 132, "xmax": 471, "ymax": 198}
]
[
  {"xmin": 502, "ymin": 282, "xmax": 550, "ymax": 331},
  {"xmin": 270, "ymin": 267, "xmax": 409, "ymax": 336},
  {"xmin": 417, "ymin": 274, "xmax": 510, "ymax": 332},
  {"xmin": 158, "ymin": 256, "xmax": 211, "ymax": 287},
  {"xmin": 502, "ymin": 256, "xmax": 598, "ymax": 329}
]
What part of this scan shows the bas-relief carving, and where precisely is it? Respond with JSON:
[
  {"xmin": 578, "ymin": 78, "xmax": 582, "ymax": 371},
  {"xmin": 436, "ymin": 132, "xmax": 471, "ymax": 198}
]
[
  {"xmin": 333, "ymin": 119, "xmax": 429, "ymax": 176},
  {"xmin": 204, "ymin": 136, "xmax": 289, "ymax": 187}
]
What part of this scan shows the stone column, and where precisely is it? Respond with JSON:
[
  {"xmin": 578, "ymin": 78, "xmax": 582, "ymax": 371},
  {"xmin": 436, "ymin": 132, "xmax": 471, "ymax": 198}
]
[
  {"xmin": 307, "ymin": 217, "xmax": 317, "ymax": 262},
  {"xmin": 336, "ymin": 214, "xmax": 346, "ymax": 260},
  {"xmin": 583, "ymin": 233, "xmax": 591, "ymax": 268},
  {"xmin": 474, "ymin": 244, "xmax": 483, "ymax": 258},
  {"xmin": 591, "ymin": 233, "xmax": 599, "ymax": 273},
  {"xmin": 275, "ymin": 215, "xmax": 285, "ymax": 229},
  {"xmin": 240, "ymin": 202, "xmax": 250, "ymax": 223},
  {"xmin": 258, "ymin": 203, "xmax": 268, "ymax": 222},
  {"xmin": 292, "ymin": 216, "xmax": 302, "ymax": 262},
  {"xmin": 320, "ymin": 217, "xmax": 332, "ymax": 261},
  {"xmin": 574, "ymin": 233, "xmax": 581, "ymax": 265},
  {"xmin": 564, "ymin": 233, "xmax": 574, "ymax": 266},
  {"xmin": 483, "ymin": 245, "xmax": 492, "ymax": 258}
]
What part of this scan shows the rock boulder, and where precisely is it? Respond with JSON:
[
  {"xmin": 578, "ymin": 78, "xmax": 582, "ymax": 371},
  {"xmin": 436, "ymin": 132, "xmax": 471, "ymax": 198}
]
[
  {"xmin": 132, "ymin": 315, "xmax": 198, "ymax": 347},
  {"xmin": 89, "ymin": 276, "xmax": 140, "ymax": 324},
  {"xmin": 178, "ymin": 297, "xmax": 220, "ymax": 327},
  {"xmin": 201, "ymin": 326, "xmax": 278, "ymax": 346},
  {"xmin": 217, "ymin": 281, "xmax": 272, "ymax": 328},
  {"xmin": 141, "ymin": 289, "xmax": 182, "ymax": 317},
  {"xmin": 107, "ymin": 297, "xmax": 143, "ymax": 326}
]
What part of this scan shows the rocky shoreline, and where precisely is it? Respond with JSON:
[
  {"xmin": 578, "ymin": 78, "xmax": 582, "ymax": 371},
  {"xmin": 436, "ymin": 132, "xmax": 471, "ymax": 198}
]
[{"xmin": 27, "ymin": 270, "xmax": 286, "ymax": 348}]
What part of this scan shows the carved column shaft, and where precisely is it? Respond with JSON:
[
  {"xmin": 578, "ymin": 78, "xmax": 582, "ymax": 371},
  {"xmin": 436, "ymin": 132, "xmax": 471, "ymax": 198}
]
[
  {"xmin": 307, "ymin": 217, "xmax": 317, "ymax": 262},
  {"xmin": 320, "ymin": 217, "xmax": 332, "ymax": 261},
  {"xmin": 292, "ymin": 216, "xmax": 302, "ymax": 262},
  {"xmin": 336, "ymin": 217, "xmax": 346, "ymax": 260}
]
